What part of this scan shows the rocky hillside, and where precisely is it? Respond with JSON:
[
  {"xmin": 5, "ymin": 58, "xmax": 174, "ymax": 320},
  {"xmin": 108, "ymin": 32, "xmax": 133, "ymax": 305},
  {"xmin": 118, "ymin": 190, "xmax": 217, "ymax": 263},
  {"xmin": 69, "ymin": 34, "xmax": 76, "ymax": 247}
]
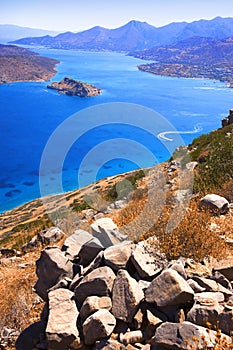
[
  {"xmin": 1, "ymin": 116, "xmax": 233, "ymax": 349},
  {"xmin": 0, "ymin": 44, "xmax": 59, "ymax": 83}
]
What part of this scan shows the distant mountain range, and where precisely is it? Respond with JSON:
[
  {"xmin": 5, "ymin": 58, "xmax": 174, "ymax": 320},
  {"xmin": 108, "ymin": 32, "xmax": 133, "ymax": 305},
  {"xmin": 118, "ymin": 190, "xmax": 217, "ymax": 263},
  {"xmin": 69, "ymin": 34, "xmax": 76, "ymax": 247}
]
[
  {"xmin": 0, "ymin": 24, "xmax": 58, "ymax": 42},
  {"xmin": 11, "ymin": 17, "xmax": 233, "ymax": 51}
]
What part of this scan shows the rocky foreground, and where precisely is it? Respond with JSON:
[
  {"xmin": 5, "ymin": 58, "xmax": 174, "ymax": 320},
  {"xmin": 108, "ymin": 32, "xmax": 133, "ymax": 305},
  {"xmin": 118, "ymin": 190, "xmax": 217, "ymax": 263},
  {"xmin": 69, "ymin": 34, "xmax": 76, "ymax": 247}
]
[
  {"xmin": 0, "ymin": 44, "xmax": 59, "ymax": 83},
  {"xmin": 14, "ymin": 207, "xmax": 233, "ymax": 350},
  {"xmin": 47, "ymin": 77, "xmax": 102, "ymax": 97}
]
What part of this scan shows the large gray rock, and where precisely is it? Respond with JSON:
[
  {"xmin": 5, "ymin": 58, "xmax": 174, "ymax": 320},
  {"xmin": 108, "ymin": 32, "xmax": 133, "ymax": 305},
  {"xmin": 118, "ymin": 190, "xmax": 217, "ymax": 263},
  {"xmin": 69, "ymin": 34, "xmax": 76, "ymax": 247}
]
[
  {"xmin": 198, "ymin": 194, "xmax": 229, "ymax": 214},
  {"xmin": 145, "ymin": 269, "xmax": 194, "ymax": 307},
  {"xmin": 187, "ymin": 300, "xmax": 224, "ymax": 330},
  {"xmin": 80, "ymin": 296, "xmax": 112, "ymax": 320},
  {"xmin": 15, "ymin": 321, "xmax": 46, "ymax": 350},
  {"xmin": 34, "ymin": 247, "xmax": 73, "ymax": 300},
  {"xmin": 74, "ymin": 266, "xmax": 115, "ymax": 305},
  {"xmin": 130, "ymin": 241, "xmax": 166, "ymax": 279},
  {"xmin": 46, "ymin": 289, "xmax": 79, "ymax": 349},
  {"xmin": 152, "ymin": 321, "xmax": 232, "ymax": 349},
  {"xmin": 62, "ymin": 229, "xmax": 103, "ymax": 265},
  {"xmin": 112, "ymin": 269, "xmax": 144, "ymax": 323},
  {"xmin": 187, "ymin": 298, "xmax": 233, "ymax": 335},
  {"xmin": 83, "ymin": 309, "xmax": 116, "ymax": 345},
  {"xmin": 104, "ymin": 241, "xmax": 134, "ymax": 271},
  {"xmin": 91, "ymin": 218, "xmax": 127, "ymax": 248},
  {"xmin": 192, "ymin": 276, "xmax": 232, "ymax": 298}
]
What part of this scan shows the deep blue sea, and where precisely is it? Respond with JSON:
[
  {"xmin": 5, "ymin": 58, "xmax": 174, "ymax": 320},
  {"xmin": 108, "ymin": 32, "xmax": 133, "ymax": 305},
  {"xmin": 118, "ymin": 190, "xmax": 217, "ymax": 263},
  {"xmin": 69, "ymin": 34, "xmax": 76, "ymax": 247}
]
[{"xmin": 1, "ymin": 48, "xmax": 233, "ymax": 213}]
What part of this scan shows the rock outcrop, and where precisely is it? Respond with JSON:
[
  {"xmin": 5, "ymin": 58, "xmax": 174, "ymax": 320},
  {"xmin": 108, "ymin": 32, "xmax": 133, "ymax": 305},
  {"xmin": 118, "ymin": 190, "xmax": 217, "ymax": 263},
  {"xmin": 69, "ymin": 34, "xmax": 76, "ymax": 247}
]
[
  {"xmin": 16, "ymin": 221, "xmax": 233, "ymax": 349},
  {"xmin": 47, "ymin": 76, "xmax": 102, "ymax": 97},
  {"xmin": 198, "ymin": 194, "xmax": 229, "ymax": 215},
  {"xmin": 222, "ymin": 109, "xmax": 233, "ymax": 127}
]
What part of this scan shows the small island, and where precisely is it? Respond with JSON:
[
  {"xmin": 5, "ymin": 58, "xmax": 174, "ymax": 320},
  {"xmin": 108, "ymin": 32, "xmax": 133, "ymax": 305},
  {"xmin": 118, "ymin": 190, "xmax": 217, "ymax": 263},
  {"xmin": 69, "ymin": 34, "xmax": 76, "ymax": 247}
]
[
  {"xmin": 47, "ymin": 77, "xmax": 102, "ymax": 97},
  {"xmin": 0, "ymin": 44, "xmax": 59, "ymax": 83}
]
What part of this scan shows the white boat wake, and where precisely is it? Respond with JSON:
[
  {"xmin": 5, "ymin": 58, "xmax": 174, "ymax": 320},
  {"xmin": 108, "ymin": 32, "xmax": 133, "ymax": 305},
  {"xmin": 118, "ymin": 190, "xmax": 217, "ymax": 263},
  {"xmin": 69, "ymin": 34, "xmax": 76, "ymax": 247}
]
[{"xmin": 157, "ymin": 124, "xmax": 202, "ymax": 142}]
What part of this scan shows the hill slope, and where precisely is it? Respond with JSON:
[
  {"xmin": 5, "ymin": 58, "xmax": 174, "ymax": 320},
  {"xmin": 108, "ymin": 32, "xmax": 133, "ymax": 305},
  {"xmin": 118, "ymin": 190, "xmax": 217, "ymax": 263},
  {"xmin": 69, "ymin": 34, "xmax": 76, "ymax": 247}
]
[{"xmin": 0, "ymin": 44, "xmax": 59, "ymax": 83}]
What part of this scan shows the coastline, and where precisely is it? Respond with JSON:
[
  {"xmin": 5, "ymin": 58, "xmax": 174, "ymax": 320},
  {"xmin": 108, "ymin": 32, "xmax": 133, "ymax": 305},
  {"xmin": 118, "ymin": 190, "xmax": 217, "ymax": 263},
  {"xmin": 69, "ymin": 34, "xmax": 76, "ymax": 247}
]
[{"xmin": 137, "ymin": 63, "xmax": 233, "ymax": 88}]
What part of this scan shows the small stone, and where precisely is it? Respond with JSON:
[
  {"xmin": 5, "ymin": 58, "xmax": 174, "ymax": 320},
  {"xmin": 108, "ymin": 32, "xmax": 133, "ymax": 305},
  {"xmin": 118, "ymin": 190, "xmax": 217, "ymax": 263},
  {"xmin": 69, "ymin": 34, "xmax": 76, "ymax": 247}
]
[
  {"xmin": 80, "ymin": 296, "xmax": 112, "ymax": 320},
  {"xmin": 198, "ymin": 194, "xmax": 229, "ymax": 214},
  {"xmin": 38, "ymin": 227, "xmax": 64, "ymax": 245},
  {"xmin": 119, "ymin": 331, "xmax": 145, "ymax": 345}
]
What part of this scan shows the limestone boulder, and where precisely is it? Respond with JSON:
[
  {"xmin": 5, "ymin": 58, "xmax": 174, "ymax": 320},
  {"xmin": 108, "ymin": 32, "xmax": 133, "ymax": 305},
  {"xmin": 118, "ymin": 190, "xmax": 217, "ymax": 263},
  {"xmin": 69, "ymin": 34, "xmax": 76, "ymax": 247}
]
[
  {"xmin": 112, "ymin": 269, "xmax": 144, "ymax": 323},
  {"xmin": 74, "ymin": 266, "xmax": 115, "ymax": 305},
  {"xmin": 130, "ymin": 241, "xmax": 166, "ymax": 279},
  {"xmin": 83, "ymin": 309, "xmax": 116, "ymax": 345},
  {"xmin": 80, "ymin": 296, "xmax": 112, "ymax": 320},
  {"xmin": 145, "ymin": 269, "xmax": 194, "ymax": 307},
  {"xmin": 187, "ymin": 301, "xmax": 233, "ymax": 336},
  {"xmin": 104, "ymin": 241, "xmax": 134, "ymax": 271},
  {"xmin": 187, "ymin": 301, "xmax": 224, "ymax": 330},
  {"xmin": 91, "ymin": 218, "xmax": 127, "ymax": 248},
  {"xmin": 152, "ymin": 321, "xmax": 232, "ymax": 349},
  {"xmin": 192, "ymin": 276, "xmax": 232, "ymax": 298},
  {"xmin": 46, "ymin": 289, "xmax": 79, "ymax": 349},
  {"xmin": 34, "ymin": 247, "xmax": 73, "ymax": 300},
  {"xmin": 61, "ymin": 229, "xmax": 103, "ymax": 265},
  {"xmin": 198, "ymin": 194, "xmax": 229, "ymax": 214},
  {"xmin": 214, "ymin": 258, "xmax": 233, "ymax": 281}
]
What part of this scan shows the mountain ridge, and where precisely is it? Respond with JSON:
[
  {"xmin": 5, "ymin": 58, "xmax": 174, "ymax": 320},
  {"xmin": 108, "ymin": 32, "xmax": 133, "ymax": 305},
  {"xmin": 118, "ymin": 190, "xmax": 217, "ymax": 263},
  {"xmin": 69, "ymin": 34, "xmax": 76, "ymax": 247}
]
[
  {"xmin": 11, "ymin": 17, "xmax": 233, "ymax": 52},
  {"xmin": 0, "ymin": 24, "xmax": 58, "ymax": 42}
]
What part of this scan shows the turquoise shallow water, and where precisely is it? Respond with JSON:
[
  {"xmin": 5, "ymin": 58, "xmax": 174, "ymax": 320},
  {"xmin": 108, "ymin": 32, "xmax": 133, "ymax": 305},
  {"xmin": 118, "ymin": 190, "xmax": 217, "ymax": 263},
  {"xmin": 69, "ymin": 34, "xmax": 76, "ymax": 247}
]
[{"xmin": 1, "ymin": 48, "xmax": 233, "ymax": 212}]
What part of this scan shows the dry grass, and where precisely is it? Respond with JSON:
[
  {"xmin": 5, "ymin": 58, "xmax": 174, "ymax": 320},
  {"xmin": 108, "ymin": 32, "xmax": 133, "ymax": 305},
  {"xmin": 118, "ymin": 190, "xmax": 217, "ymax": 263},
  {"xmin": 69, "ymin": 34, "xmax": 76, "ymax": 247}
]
[{"xmin": 0, "ymin": 252, "xmax": 44, "ymax": 348}]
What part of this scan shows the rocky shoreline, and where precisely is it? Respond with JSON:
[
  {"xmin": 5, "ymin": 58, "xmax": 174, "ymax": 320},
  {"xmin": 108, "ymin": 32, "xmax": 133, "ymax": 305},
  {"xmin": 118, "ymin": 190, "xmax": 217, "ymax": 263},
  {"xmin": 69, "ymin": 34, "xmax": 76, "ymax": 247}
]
[{"xmin": 47, "ymin": 77, "xmax": 102, "ymax": 97}]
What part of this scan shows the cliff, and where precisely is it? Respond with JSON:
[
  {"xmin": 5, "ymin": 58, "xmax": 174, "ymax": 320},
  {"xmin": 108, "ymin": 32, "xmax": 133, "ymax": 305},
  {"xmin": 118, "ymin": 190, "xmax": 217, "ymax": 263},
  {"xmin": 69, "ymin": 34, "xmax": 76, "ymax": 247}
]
[
  {"xmin": 47, "ymin": 77, "xmax": 102, "ymax": 97},
  {"xmin": 0, "ymin": 44, "xmax": 59, "ymax": 83}
]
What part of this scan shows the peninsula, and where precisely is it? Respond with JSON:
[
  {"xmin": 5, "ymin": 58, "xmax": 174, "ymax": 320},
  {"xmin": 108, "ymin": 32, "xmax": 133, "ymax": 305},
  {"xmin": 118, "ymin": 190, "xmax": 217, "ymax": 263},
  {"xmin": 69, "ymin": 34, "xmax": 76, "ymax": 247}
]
[
  {"xmin": 0, "ymin": 44, "xmax": 59, "ymax": 83},
  {"xmin": 132, "ymin": 36, "xmax": 233, "ymax": 88},
  {"xmin": 47, "ymin": 76, "xmax": 102, "ymax": 97}
]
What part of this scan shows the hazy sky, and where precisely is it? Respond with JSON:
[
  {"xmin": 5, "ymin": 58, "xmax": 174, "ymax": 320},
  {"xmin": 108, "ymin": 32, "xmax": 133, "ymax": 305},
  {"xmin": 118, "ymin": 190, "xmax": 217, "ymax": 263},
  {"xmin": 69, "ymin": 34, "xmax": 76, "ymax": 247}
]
[{"xmin": 1, "ymin": 0, "xmax": 233, "ymax": 32}]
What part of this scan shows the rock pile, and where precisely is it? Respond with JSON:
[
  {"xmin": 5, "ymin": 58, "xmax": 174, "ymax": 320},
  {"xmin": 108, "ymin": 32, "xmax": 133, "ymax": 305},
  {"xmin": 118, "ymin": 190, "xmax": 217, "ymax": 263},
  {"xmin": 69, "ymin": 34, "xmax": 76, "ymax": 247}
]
[{"xmin": 16, "ymin": 218, "xmax": 233, "ymax": 349}]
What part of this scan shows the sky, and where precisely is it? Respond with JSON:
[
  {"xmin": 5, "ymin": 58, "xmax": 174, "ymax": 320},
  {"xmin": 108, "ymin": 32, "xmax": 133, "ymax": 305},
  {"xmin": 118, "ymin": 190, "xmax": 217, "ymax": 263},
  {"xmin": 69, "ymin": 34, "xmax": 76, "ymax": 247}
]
[{"xmin": 1, "ymin": 0, "xmax": 233, "ymax": 32}]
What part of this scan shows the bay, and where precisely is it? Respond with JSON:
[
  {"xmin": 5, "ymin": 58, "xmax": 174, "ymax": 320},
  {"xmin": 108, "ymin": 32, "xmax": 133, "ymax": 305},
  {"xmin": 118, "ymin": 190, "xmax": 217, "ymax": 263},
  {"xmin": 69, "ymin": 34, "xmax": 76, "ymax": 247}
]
[{"xmin": 1, "ymin": 48, "xmax": 233, "ymax": 213}]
